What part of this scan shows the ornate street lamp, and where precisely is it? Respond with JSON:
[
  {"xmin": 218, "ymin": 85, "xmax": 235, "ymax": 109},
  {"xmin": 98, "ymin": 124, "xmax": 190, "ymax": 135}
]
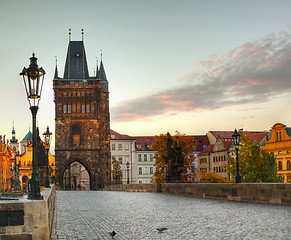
[
  {"xmin": 232, "ymin": 129, "xmax": 241, "ymax": 183},
  {"xmin": 43, "ymin": 126, "xmax": 52, "ymax": 188},
  {"xmin": 20, "ymin": 53, "xmax": 45, "ymax": 200},
  {"xmin": 126, "ymin": 161, "xmax": 130, "ymax": 184}
]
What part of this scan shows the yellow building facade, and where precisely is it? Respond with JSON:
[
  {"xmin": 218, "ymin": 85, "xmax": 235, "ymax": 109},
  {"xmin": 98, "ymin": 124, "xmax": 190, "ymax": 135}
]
[
  {"xmin": 261, "ymin": 123, "xmax": 291, "ymax": 183},
  {"xmin": 15, "ymin": 143, "xmax": 55, "ymax": 192},
  {"xmin": 0, "ymin": 141, "xmax": 12, "ymax": 192}
]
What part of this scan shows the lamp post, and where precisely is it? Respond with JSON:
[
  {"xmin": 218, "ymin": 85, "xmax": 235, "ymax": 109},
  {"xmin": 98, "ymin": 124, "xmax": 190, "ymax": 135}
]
[
  {"xmin": 20, "ymin": 53, "xmax": 45, "ymax": 200},
  {"xmin": 43, "ymin": 126, "xmax": 52, "ymax": 188},
  {"xmin": 232, "ymin": 129, "xmax": 241, "ymax": 183},
  {"xmin": 126, "ymin": 161, "xmax": 130, "ymax": 184}
]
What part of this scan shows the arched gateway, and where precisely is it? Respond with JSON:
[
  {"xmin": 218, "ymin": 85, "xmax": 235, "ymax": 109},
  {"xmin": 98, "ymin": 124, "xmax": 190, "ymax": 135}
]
[{"xmin": 53, "ymin": 34, "xmax": 111, "ymax": 190}]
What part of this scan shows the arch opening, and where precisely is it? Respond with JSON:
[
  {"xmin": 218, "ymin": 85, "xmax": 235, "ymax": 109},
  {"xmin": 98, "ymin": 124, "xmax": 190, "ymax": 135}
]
[{"xmin": 61, "ymin": 158, "xmax": 92, "ymax": 191}]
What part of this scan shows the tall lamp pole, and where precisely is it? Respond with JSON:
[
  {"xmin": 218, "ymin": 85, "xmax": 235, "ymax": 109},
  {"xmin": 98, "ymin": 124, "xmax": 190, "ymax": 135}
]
[
  {"xmin": 43, "ymin": 126, "xmax": 52, "ymax": 188},
  {"xmin": 126, "ymin": 161, "xmax": 130, "ymax": 184},
  {"xmin": 20, "ymin": 53, "xmax": 45, "ymax": 200},
  {"xmin": 232, "ymin": 129, "xmax": 241, "ymax": 183}
]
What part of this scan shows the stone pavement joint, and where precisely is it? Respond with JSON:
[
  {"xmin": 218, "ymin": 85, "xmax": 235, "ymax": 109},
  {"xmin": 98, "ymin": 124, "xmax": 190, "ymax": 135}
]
[{"xmin": 51, "ymin": 191, "xmax": 291, "ymax": 240}]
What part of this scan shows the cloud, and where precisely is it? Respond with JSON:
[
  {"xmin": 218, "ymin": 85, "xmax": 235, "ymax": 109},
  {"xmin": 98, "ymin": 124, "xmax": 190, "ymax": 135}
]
[{"xmin": 112, "ymin": 30, "xmax": 291, "ymax": 122}]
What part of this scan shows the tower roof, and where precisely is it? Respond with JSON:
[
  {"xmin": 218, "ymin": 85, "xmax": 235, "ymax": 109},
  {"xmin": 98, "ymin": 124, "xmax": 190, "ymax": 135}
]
[
  {"xmin": 63, "ymin": 41, "xmax": 89, "ymax": 79},
  {"xmin": 98, "ymin": 60, "xmax": 107, "ymax": 82},
  {"xmin": 21, "ymin": 130, "xmax": 32, "ymax": 143}
]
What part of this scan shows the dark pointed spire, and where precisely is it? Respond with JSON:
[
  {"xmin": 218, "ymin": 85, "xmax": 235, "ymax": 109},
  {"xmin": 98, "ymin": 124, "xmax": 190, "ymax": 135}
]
[
  {"xmin": 96, "ymin": 57, "xmax": 99, "ymax": 78},
  {"xmin": 11, "ymin": 121, "xmax": 18, "ymax": 143},
  {"xmin": 98, "ymin": 60, "xmax": 107, "ymax": 82},
  {"xmin": 54, "ymin": 56, "xmax": 59, "ymax": 79}
]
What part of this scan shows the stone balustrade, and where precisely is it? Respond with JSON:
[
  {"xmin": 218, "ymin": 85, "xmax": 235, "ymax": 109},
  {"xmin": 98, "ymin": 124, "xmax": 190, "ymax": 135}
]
[{"xmin": 104, "ymin": 183, "xmax": 291, "ymax": 205}]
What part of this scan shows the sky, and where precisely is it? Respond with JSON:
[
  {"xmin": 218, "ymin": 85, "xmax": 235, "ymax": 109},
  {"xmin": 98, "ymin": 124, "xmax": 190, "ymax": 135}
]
[{"xmin": 1, "ymin": 0, "xmax": 291, "ymax": 152}]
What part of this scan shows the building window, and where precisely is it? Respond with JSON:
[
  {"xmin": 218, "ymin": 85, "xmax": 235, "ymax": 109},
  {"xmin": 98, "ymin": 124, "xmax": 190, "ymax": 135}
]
[
  {"xmin": 125, "ymin": 144, "xmax": 129, "ymax": 150},
  {"xmin": 149, "ymin": 154, "xmax": 153, "ymax": 161},
  {"xmin": 144, "ymin": 154, "xmax": 147, "ymax": 161},
  {"xmin": 138, "ymin": 154, "xmax": 142, "ymax": 161},
  {"xmin": 278, "ymin": 161, "xmax": 282, "ymax": 171},
  {"xmin": 144, "ymin": 167, "xmax": 148, "ymax": 174},
  {"xmin": 118, "ymin": 144, "xmax": 122, "ymax": 151},
  {"xmin": 86, "ymin": 104, "xmax": 90, "ymax": 113},
  {"xmin": 82, "ymin": 104, "xmax": 85, "ymax": 113},
  {"xmin": 118, "ymin": 157, "xmax": 122, "ymax": 164},
  {"xmin": 112, "ymin": 144, "xmax": 116, "ymax": 151},
  {"xmin": 139, "ymin": 167, "xmax": 142, "ymax": 175},
  {"xmin": 150, "ymin": 167, "xmax": 153, "ymax": 174},
  {"xmin": 63, "ymin": 105, "xmax": 67, "ymax": 113},
  {"xmin": 287, "ymin": 160, "xmax": 291, "ymax": 170},
  {"xmin": 139, "ymin": 180, "xmax": 142, "ymax": 184},
  {"xmin": 68, "ymin": 104, "xmax": 72, "ymax": 113}
]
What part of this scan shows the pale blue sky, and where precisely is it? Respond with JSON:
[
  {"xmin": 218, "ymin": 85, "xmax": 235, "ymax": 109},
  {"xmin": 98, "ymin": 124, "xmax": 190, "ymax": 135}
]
[{"xmin": 1, "ymin": 0, "xmax": 291, "ymax": 152}]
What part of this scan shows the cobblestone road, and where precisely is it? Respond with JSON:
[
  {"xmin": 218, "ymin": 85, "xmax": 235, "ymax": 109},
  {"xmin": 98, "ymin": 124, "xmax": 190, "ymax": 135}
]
[{"xmin": 51, "ymin": 191, "xmax": 290, "ymax": 240}]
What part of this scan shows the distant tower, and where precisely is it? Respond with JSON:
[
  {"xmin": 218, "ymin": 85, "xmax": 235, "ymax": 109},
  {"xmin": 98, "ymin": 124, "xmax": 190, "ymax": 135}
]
[
  {"xmin": 53, "ymin": 31, "xmax": 111, "ymax": 189},
  {"xmin": 10, "ymin": 122, "xmax": 19, "ymax": 152}
]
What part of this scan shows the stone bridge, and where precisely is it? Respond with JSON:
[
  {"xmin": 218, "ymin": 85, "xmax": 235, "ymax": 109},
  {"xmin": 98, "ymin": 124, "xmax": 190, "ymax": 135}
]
[{"xmin": 51, "ymin": 191, "xmax": 291, "ymax": 240}]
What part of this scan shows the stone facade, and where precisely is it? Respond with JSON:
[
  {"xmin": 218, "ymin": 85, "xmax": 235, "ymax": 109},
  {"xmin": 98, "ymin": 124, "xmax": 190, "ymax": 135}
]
[{"xmin": 54, "ymin": 40, "xmax": 111, "ymax": 190}]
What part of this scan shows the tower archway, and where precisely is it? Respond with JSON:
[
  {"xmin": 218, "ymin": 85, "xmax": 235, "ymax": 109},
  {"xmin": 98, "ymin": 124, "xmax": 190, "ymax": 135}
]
[{"xmin": 60, "ymin": 156, "xmax": 93, "ymax": 190}]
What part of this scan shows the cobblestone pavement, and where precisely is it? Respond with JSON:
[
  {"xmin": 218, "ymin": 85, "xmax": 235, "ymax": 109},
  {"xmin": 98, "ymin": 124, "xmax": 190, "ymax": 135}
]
[{"xmin": 51, "ymin": 191, "xmax": 290, "ymax": 240}]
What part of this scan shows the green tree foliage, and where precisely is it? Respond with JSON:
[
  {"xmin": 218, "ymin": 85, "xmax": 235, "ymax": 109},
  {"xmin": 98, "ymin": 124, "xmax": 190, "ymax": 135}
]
[
  {"xmin": 199, "ymin": 172, "xmax": 228, "ymax": 183},
  {"xmin": 226, "ymin": 133, "xmax": 283, "ymax": 183},
  {"xmin": 152, "ymin": 131, "xmax": 197, "ymax": 183}
]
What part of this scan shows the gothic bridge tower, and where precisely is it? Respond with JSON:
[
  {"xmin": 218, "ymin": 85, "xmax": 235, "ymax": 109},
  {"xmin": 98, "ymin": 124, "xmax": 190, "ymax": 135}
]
[{"xmin": 53, "ymin": 35, "xmax": 111, "ymax": 190}]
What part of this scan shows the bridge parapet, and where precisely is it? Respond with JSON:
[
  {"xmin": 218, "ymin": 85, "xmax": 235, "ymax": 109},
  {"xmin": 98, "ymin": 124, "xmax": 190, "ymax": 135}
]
[
  {"xmin": 0, "ymin": 185, "xmax": 56, "ymax": 240},
  {"xmin": 104, "ymin": 183, "xmax": 291, "ymax": 205}
]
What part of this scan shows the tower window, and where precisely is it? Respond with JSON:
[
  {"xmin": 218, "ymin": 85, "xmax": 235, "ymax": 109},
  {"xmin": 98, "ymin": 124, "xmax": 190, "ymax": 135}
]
[
  {"xmin": 68, "ymin": 105, "xmax": 72, "ymax": 113},
  {"xmin": 63, "ymin": 105, "xmax": 67, "ymax": 113},
  {"xmin": 82, "ymin": 104, "xmax": 85, "ymax": 113},
  {"xmin": 86, "ymin": 104, "xmax": 90, "ymax": 113},
  {"xmin": 72, "ymin": 124, "xmax": 81, "ymax": 145}
]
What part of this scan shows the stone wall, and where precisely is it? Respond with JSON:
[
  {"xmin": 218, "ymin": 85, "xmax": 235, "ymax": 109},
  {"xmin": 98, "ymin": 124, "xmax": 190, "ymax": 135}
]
[
  {"xmin": 0, "ymin": 185, "xmax": 56, "ymax": 240},
  {"xmin": 104, "ymin": 183, "xmax": 291, "ymax": 205}
]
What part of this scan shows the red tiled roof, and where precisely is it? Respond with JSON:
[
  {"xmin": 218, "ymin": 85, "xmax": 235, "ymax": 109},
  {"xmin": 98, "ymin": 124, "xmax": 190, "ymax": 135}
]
[
  {"xmin": 198, "ymin": 144, "xmax": 214, "ymax": 155},
  {"xmin": 110, "ymin": 130, "xmax": 135, "ymax": 140},
  {"xmin": 210, "ymin": 130, "xmax": 268, "ymax": 143},
  {"xmin": 135, "ymin": 136, "xmax": 156, "ymax": 151},
  {"xmin": 191, "ymin": 135, "xmax": 209, "ymax": 152},
  {"xmin": 224, "ymin": 141, "xmax": 233, "ymax": 150}
]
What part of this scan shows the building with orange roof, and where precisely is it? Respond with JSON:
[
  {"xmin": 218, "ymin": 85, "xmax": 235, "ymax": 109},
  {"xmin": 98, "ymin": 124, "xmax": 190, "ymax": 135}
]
[{"xmin": 261, "ymin": 123, "xmax": 291, "ymax": 183}]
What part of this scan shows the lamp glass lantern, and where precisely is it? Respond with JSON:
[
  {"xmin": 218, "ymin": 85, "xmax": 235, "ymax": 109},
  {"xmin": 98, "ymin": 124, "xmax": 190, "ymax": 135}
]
[
  {"xmin": 20, "ymin": 53, "xmax": 46, "ymax": 106},
  {"xmin": 43, "ymin": 126, "xmax": 52, "ymax": 188}
]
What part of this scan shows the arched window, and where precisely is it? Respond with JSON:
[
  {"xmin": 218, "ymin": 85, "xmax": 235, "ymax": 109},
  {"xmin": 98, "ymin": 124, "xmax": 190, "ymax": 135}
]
[
  {"xmin": 278, "ymin": 161, "xmax": 282, "ymax": 171},
  {"xmin": 287, "ymin": 160, "xmax": 291, "ymax": 170}
]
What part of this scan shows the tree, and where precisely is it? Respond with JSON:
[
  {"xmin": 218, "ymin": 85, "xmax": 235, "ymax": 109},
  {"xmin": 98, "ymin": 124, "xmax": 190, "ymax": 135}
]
[
  {"xmin": 152, "ymin": 131, "xmax": 197, "ymax": 183},
  {"xmin": 112, "ymin": 158, "xmax": 122, "ymax": 184},
  {"xmin": 226, "ymin": 133, "xmax": 283, "ymax": 183},
  {"xmin": 199, "ymin": 172, "xmax": 228, "ymax": 183}
]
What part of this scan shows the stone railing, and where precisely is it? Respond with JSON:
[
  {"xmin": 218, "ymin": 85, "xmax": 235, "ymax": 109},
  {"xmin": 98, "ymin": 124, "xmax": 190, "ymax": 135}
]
[
  {"xmin": 104, "ymin": 183, "xmax": 291, "ymax": 205},
  {"xmin": 0, "ymin": 184, "xmax": 56, "ymax": 240}
]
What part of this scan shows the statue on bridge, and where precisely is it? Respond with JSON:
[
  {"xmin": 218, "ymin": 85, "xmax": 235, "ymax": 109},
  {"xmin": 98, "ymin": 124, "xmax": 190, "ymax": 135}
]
[{"xmin": 164, "ymin": 132, "xmax": 184, "ymax": 183}]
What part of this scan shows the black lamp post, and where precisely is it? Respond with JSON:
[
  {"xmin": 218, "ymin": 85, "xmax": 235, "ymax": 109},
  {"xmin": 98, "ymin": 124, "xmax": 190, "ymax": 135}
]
[
  {"xmin": 126, "ymin": 161, "xmax": 130, "ymax": 184},
  {"xmin": 20, "ymin": 53, "xmax": 45, "ymax": 200},
  {"xmin": 43, "ymin": 126, "xmax": 52, "ymax": 188},
  {"xmin": 232, "ymin": 129, "xmax": 241, "ymax": 183}
]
